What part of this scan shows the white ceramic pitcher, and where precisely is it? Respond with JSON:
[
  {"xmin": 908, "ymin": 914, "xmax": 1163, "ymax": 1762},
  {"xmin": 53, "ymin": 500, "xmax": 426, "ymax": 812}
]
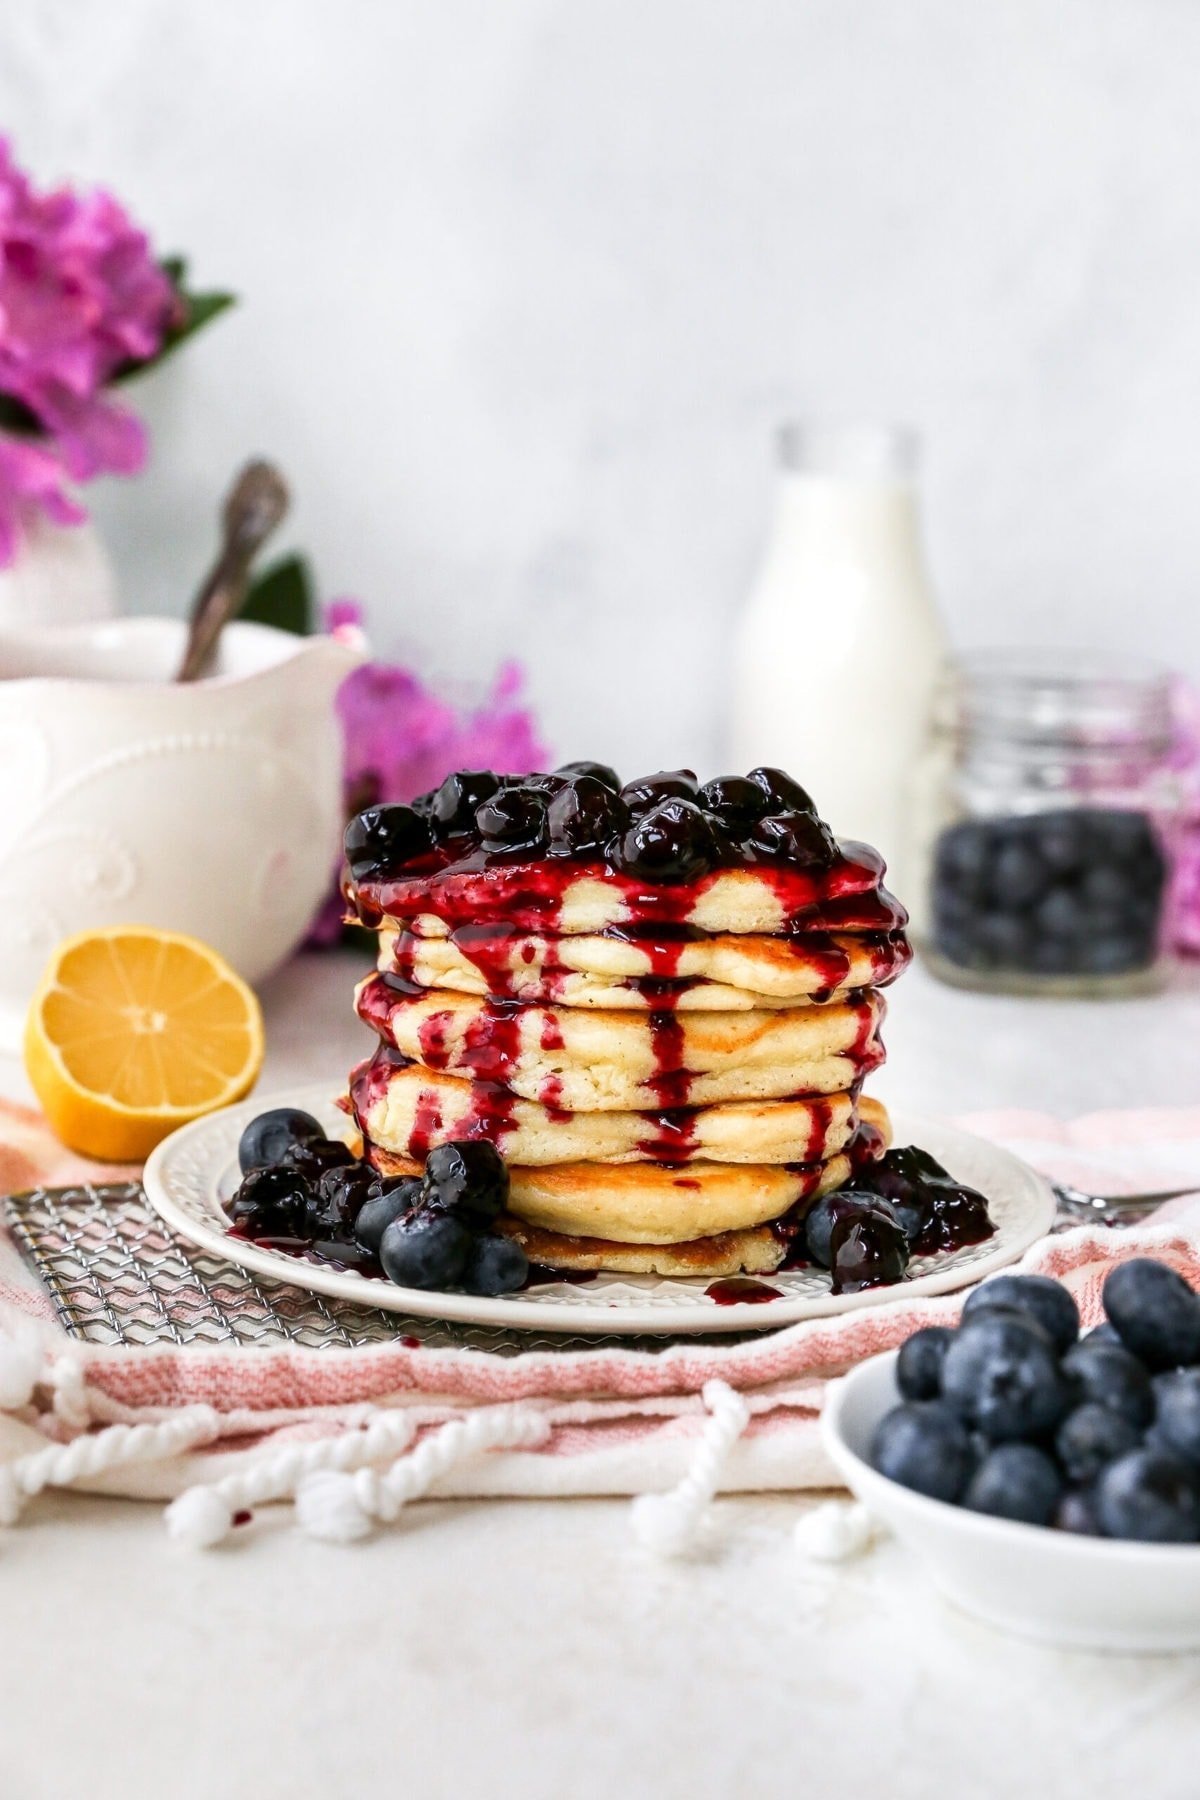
[{"xmin": 0, "ymin": 617, "xmax": 364, "ymax": 1048}]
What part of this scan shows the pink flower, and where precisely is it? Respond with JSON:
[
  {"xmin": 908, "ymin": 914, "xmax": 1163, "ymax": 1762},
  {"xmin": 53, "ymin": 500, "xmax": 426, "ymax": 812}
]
[
  {"xmin": 0, "ymin": 431, "xmax": 84, "ymax": 565},
  {"xmin": 0, "ymin": 138, "xmax": 178, "ymax": 558},
  {"xmin": 307, "ymin": 614, "xmax": 551, "ymax": 945}
]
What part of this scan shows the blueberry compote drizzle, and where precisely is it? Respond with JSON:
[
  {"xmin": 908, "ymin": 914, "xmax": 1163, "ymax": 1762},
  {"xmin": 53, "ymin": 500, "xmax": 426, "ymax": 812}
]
[{"xmin": 705, "ymin": 1277, "xmax": 781, "ymax": 1305}]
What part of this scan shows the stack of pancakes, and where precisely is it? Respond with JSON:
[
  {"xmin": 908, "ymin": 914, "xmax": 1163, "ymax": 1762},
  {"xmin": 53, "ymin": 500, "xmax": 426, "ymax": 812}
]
[{"xmin": 346, "ymin": 773, "xmax": 909, "ymax": 1279}]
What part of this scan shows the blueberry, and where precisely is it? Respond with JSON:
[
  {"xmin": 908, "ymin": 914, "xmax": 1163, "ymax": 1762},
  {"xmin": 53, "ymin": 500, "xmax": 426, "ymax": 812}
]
[
  {"xmin": 238, "ymin": 1107, "xmax": 326, "ymax": 1174},
  {"xmin": 1152, "ymin": 1368, "xmax": 1200, "ymax": 1467},
  {"xmin": 962, "ymin": 1274, "xmax": 1079, "ymax": 1355},
  {"xmin": 1103, "ymin": 1258, "xmax": 1200, "ymax": 1370},
  {"xmin": 975, "ymin": 911, "xmax": 1036, "ymax": 969},
  {"xmin": 515, "ymin": 772, "xmax": 568, "ymax": 797},
  {"xmin": 1081, "ymin": 863, "xmax": 1132, "ymax": 911},
  {"xmin": 896, "ymin": 1326, "xmax": 954, "ymax": 1401},
  {"xmin": 620, "ymin": 797, "xmax": 718, "ymax": 883},
  {"xmin": 1061, "ymin": 1339, "xmax": 1154, "ymax": 1428},
  {"xmin": 461, "ymin": 1233, "xmax": 530, "ymax": 1296},
  {"xmin": 379, "ymin": 1212, "xmax": 473, "ymax": 1290},
  {"xmin": 919, "ymin": 1184, "xmax": 995, "ymax": 1253},
  {"xmin": 475, "ymin": 787, "xmax": 549, "ymax": 854},
  {"xmin": 1035, "ymin": 887, "xmax": 1086, "ymax": 940},
  {"xmin": 343, "ymin": 804, "xmax": 433, "ymax": 881},
  {"xmin": 963, "ymin": 1443, "xmax": 1063, "ymax": 1526},
  {"xmin": 940, "ymin": 1310, "xmax": 1072, "ymax": 1442},
  {"xmin": 619, "ymin": 770, "xmax": 699, "ymax": 814},
  {"xmin": 698, "ymin": 776, "xmax": 770, "ymax": 836},
  {"xmin": 1095, "ymin": 1447, "xmax": 1200, "ymax": 1543},
  {"xmin": 934, "ymin": 822, "xmax": 991, "ymax": 901},
  {"xmin": 1078, "ymin": 933, "xmax": 1150, "ymax": 976},
  {"xmin": 430, "ymin": 770, "xmax": 500, "ymax": 837},
  {"xmin": 227, "ymin": 1165, "xmax": 312, "ymax": 1239},
  {"xmin": 828, "ymin": 1209, "xmax": 909, "ymax": 1293},
  {"xmin": 1033, "ymin": 811, "xmax": 1088, "ymax": 875},
  {"xmin": 354, "ymin": 1178, "xmax": 424, "ymax": 1254},
  {"xmin": 555, "ymin": 760, "xmax": 620, "ymax": 791},
  {"xmin": 1056, "ymin": 1487, "xmax": 1103, "ymax": 1534},
  {"xmin": 1086, "ymin": 1321, "xmax": 1122, "ymax": 1346},
  {"xmin": 869, "ymin": 1400, "xmax": 974, "ymax": 1503},
  {"xmin": 992, "ymin": 840, "xmax": 1049, "ymax": 909},
  {"xmin": 751, "ymin": 809, "xmax": 837, "ymax": 869},
  {"xmin": 747, "ymin": 767, "xmax": 817, "ymax": 815},
  {"xmin": 308, "ymin": 1163, "xmax": 377, "ymax": 1237},
  {"xmin": 278, "ymin": 1136, "xmax": 357, "ymax": 1185},
  {"xmin": 1055, "ymin": 1402, "xmax": 1142, "ymax": 1486},
  {"xmin": 424, "ymin": 1140, "xmax": 509, "ymax": 1225},
  {"xmin": 804, "ymin": 1192, "xmax": 891, "ymax": 1268},
  {"xmin": 547, "ymin": 776, "xmax": 627, "ymax": 859}
]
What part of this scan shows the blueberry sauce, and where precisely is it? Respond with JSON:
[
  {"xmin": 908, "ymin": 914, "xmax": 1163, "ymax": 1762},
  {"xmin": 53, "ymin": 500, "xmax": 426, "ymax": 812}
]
[{"xmin": 705, "ymin": 1277, "xmax": 782, "ymax": 1305}]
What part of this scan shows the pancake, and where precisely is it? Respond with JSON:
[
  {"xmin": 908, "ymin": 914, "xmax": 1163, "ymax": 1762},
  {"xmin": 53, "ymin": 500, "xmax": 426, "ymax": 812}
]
[
  {"xmin": 497, "ymin": 1216, "xmax": 788, "ymax": 1278},
  {"xmin": 353, "ymin": 844, "xmax": 905, "ymax": 938},
  {"xmin": 365, "ymin": 1130, "xmax": 889, "ymax": 1243},
  {"xmin": 378, "ymin": 920, "xmax": 910, "ymax": 1011},
  {"xmin": 353, "ymin": 1064, "xmax": 886, "ymax": 1166},
  {"xmin": 355, "ymin": 975, "xmax": 886, "ymax": 1109}
]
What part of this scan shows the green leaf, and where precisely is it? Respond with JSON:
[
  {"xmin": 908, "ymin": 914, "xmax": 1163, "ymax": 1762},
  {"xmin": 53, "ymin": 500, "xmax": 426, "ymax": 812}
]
[
  {"xmin": 111, "ymin": 256, "xmax": 237, "ymax": 386},
  {"xmin": 241, "ymin": 553, "xmax": 314, "ymax": 636}
]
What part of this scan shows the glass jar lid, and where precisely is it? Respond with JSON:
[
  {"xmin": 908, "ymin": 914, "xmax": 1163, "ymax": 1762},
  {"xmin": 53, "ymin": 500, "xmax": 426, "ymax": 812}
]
[{"xmin": 943, "ymin": 650, "xmax": 1174, "ymax": 757}]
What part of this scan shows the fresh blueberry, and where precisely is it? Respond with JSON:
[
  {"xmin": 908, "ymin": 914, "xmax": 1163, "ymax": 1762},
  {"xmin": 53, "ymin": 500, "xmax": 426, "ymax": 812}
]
[
  {"xmin": 343, "ymin": 804, "xmax": 433, "ymax": 881},
  {"xmin": 354, "ymin": 1178, "xmax": 424, "ymax": 1254},
  {"xmin": 698, "ymin": 776, "xmax": 771, "ymax": 836},
  {"xmin": 940, "ymin": 1309, "xmax": 1073, "ymax": 1442},
  {"xmin": 1061, "ymin": 1339, "xmax": 1154, "ymax": 1428},
  {"xmin": 1086, "ymin": 1321, "xmax": 1123, "ymax": 1346},
  {"xmin": 460, "ymin": 1233, "xmax": 530, "ymax": 1296},
  {"xmin": 1035, "ymin": 887, "xmax": 1086, "ymax": 940},
  {"xmin": 1033, "ymin": 811, "xmax": 1088, "ymax": 875},
  {"xmin": 1151, "ymin": 1368, "xmax": 1200, "ymax": 1467},
  {"xmin": 227, "ymin": 1165, "xmax": 312, "ymax": 1239},
  {"xmin": 869, "ymin": 1400, "xmax": 974, "ymax": 1504},
  {"xmin": 619, "ymin": 770, "xmax": 699, "ymax": 814},
  {"xmin": 962, "ymin": 1274, "xmax": 1079, "ymax": 1355},
  {"xmin": 963, "ymin": 1443, "xmax": 1062, "ymax": 1526},
  {"xmin": 975, "ymin": 911, "xmax": 1036, "ymax": 969},
  {"xmin": 896, "ymin": 1326, "xmax": 954, "ymax": 1401},
  {"xmin": 1103, "ymin": 1258, "xmax": 1200, "ymax": 1370},
  {"xmin": 1056, "ymin": 1487, "xmax": 1103, "ymax": 1534},
  {"xmin": 379, "ymin": 1212, "xmax": 473, "ymax": 1290},
  {"xmin": 933, "ymin": 822, "xmax": 992, "ymax": 901},
  {"xmin": 237, "ymin": 1107, "xmax": 326, "ymax": 1175},
  {"xmin": 555, "ymin": 760, "xmax": 620, "ymax": 791},
  {"xmin": 475, "ymin": 787, "xmax": 549, "ymax": 854},
  {"xmin": 1055, "ymin": 1402, "xmax": 1142, "ymax": 1486},
  {"xmin": 547, "ymin": 776, "xmax": 627, "ymax": 859},
  {"xmin": 430, "ymin": 770, "xmax": 501, "ymax": 838},
  {"xmin": 1078, "ymin": 933, "xmax": 1151, "ymax": 976},
  {"xmin": 828, "ymin": 1209, "xmax": 909, "ymax": 1293},
  {"xmin": 991, "ymin": 840, "xmax": 1049, "ymax": 909},
  {"xmin": 747, "ymin": 767, "xmax": 818, "ymax": 815},
  {"xmin": 1095, "ymin": 1447, "xmax": 1200, "ymax": 1543},
  {"xmin": 424, "ymin": 1140, "xmax": 509, "ymax": 1225},
  {"xmin": 750, "ymin": 809, "xmax": 837, "ymax": 869},
  {"xmin": 620, "ymin": 797, "xmax": 718, "ymax": 883}
]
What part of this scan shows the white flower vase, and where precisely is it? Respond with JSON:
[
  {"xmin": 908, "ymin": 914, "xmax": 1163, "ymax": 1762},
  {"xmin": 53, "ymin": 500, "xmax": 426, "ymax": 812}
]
[{"xmin": 0, "ymin": 509, "xmax": 117, "ymax": 629}]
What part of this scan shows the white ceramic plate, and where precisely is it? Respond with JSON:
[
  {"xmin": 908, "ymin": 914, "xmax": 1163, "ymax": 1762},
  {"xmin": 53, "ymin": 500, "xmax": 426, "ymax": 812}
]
[
  {"xmin": 824, "ymin": 1350, "xmax": 1200, "ymax": 1652},
  {"xmin": 142, "ymin": 1086, "xmax": 1055, "ymax": 1336}
]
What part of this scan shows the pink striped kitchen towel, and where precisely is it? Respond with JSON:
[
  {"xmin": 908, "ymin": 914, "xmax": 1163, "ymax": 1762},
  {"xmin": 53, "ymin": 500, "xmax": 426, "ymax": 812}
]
[{"xmin": 2, "ymin": 1098, "xmax": 1200, "ymax": 1544}]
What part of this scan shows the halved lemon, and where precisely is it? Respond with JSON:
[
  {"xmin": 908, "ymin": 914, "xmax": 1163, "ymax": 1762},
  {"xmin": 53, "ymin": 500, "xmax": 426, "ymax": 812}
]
[{"xmin": 24, "ymin": 926, "xmax": 264, "ymax": 1162}]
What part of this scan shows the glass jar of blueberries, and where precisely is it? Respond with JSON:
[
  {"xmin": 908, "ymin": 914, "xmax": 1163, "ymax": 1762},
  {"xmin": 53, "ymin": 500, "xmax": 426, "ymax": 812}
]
[{"xmin": 911, "ymin": 652, "xmax": 1180, "ymax": 996}]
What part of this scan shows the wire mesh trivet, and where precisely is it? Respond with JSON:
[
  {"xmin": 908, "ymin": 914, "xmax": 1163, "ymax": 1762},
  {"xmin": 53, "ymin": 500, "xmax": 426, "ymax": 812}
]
[{"xmin": 3, "ymin": 1182, "xmax": 758, "ymax": 1355}]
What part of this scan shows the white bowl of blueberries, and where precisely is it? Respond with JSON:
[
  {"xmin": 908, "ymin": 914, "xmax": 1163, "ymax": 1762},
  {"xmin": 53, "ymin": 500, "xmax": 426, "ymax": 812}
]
[{"xmin": 822, "ymin": 1260, "xmax": 1200, "ymax": 1651}]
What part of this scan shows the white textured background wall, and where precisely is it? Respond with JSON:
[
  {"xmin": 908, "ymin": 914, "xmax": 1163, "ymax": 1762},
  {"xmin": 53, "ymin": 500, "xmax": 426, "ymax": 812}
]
[{"xmin": 5, "ymin": 0, "xmax": 1200, "ymax": 773}]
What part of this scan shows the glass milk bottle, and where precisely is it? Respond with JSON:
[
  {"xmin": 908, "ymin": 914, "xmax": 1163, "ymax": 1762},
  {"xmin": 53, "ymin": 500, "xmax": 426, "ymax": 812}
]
[{"xmin": 730, "ymin": 423, "xmax": 946, "ymax": 889}]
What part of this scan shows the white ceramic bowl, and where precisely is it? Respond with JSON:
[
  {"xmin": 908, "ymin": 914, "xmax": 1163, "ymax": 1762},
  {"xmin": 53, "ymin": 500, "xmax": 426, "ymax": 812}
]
[
  {"xmin": 0, "ymin": 617, "xmax": 363, "ymax": 1047},
  {"xmin": 823, "ymin": 1350, "xmax": 1200, "ymax": 1652}
]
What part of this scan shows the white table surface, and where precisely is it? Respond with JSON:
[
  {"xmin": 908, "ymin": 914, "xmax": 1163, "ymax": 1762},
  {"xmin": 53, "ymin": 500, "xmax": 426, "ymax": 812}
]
[{"xmin": 4, "ymin": 950, "xmax": 1200, "ymax": 1800}]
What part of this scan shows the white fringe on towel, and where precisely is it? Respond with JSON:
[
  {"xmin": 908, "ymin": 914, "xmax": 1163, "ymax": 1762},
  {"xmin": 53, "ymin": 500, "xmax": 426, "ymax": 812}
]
[{"xmin": 629, "ymin": 1379, "xmax": 751, "ymax": 1557}]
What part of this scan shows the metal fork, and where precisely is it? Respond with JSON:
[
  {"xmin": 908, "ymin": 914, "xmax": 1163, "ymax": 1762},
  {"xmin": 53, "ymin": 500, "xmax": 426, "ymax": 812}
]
[{"xmin": 1053, "ymin": 1181, "xmax": 1200, "ymax": 1226}]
